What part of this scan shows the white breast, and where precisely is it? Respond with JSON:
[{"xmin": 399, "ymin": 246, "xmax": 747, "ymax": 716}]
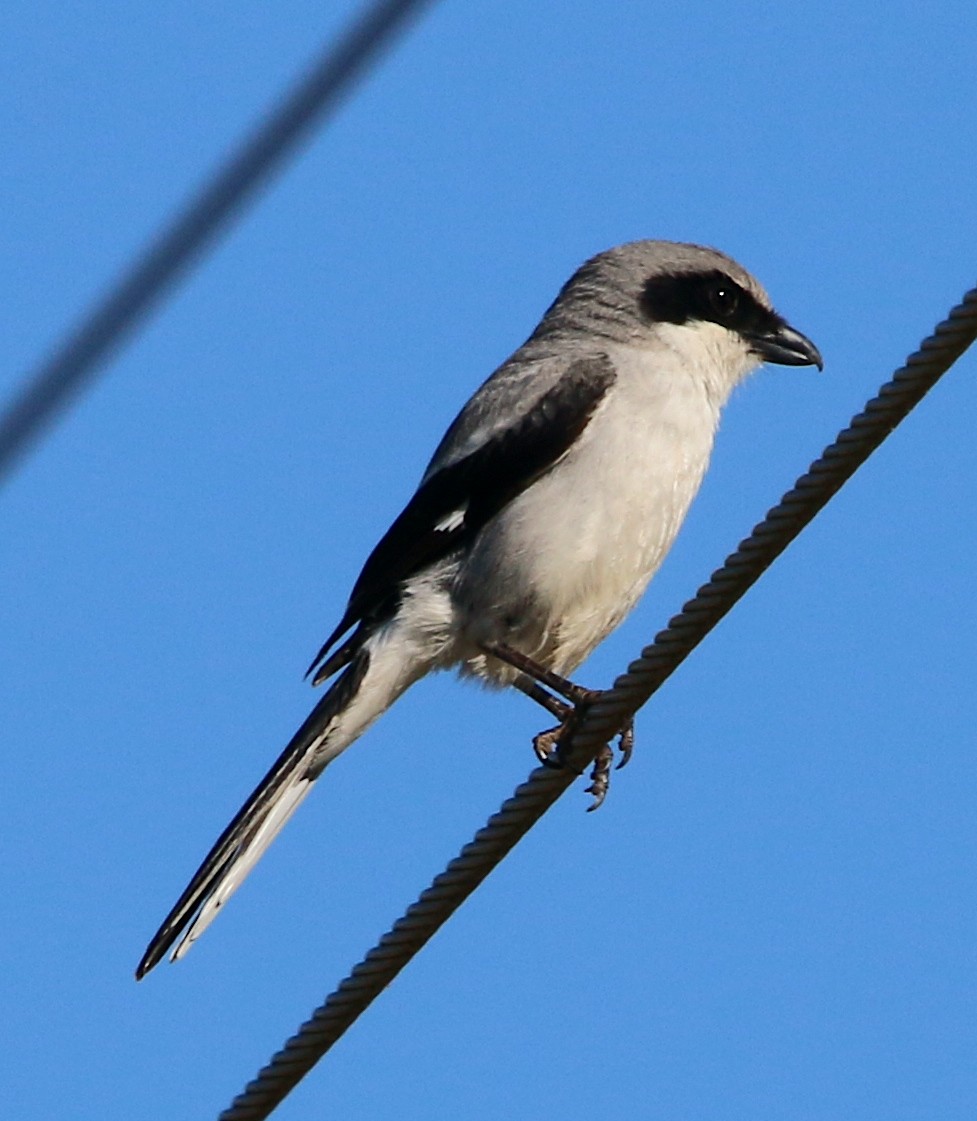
[{"xmin": 454, "ymin": 342, "xmax": 722, "ymax": 678}]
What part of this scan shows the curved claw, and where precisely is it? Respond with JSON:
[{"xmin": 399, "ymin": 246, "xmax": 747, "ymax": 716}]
[
  {"xmin": 615, "ymin": 720, "xmax": 635, "ymax": 769},
  {"xmin": 533, "ymin": 726, "xmax": 562, "ymax": 766},
  {"xmin": 584, "ymin": 743, "xmax": 614, "ymax": 810},
  {"xmin": 585, "ymin": 785, "xmax": 608, "ymax": 812},
  {"xmin": 534, "ymin": 727, "xmax": 583, "ymax": 773}
]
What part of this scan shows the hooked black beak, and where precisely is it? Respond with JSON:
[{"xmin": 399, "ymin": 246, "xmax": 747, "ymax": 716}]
[{"xmin": 746, "ymin": 321, "xmax": 823, "ymax": 370}]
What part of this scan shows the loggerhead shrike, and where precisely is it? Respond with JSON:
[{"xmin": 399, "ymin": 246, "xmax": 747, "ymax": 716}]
[{"xmin": 136, "ymin": 240, "xmax": 821, "ymax": 978}]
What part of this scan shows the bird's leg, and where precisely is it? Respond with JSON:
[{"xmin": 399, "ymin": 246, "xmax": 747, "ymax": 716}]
[
  {"xmin": 484, "ymin": 642, "xmax": 592, "ymax": 767},
  {"xmin": 510, "ymin": 673, "xmax": 572, "ymax": 722},
  {"xmin": 483, "ymin": 641, "xmax": 596, "ymax": 706},
  {"xmin": 483, "ymin": 642, "xmax": 636, "ymax": 800},
  {"xmin": 510, "ymin": 675, "xmax": 581, "ymax": 766}
]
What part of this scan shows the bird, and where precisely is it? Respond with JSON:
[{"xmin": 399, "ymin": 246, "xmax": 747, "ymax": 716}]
[{"xmin": 136, "ymin": 240, "xmax": 821, "ymax": 979}]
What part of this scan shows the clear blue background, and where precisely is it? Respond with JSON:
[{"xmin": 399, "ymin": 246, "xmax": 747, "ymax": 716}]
[{"xmin": 2, "ymin": 3, "xmax": 975, "ymax": 1118}]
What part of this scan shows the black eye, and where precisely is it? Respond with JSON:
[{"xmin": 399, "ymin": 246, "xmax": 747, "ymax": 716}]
[{"xmin": 707, "ymin": 280, "xmax": 740, "ymax": 324}]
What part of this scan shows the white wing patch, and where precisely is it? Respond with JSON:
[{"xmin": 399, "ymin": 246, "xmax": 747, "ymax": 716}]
[{"xmin": 434, "ymin": 503, "xmax": 468, "ymax": 533}]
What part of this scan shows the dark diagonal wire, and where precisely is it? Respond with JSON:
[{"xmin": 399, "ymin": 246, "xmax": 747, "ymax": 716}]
[
  {"xmin": 0, "ymin": 0, "xmax": 436, "ymax": 487},
  {"xmin": 219, "ymin": 285, "xmax": 977, "ymax": 1121}
]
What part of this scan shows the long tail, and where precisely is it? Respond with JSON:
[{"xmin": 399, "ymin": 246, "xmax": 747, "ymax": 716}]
[{"xmin": 136, "ymin": 652, "xmax": 378, "ymax": 979}]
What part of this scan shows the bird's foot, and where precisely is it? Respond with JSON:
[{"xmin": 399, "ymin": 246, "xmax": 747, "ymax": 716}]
[
  {"xmin": 486, "ymin": 644, "xmax": 634, "ymax": 806},
  {"xmin": 584, "ymin": 742, "xmax": 616, "ymax": 810},
  {"xmin": 533, "ymin": 722, "xmax": 577, "ymax": 768},
  {"xmin": 532, "ymin": 699, "xmax": 635, "ymax": 810}
]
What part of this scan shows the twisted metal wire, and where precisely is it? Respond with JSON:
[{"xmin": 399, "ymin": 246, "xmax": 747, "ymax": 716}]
[
  {"xmin": 0, "ymin": 0, "xmax": 435, "ymax": 485},
  {"xmin": 220, "ymin": 284, "xmax": 977, "ymax": 1120}
]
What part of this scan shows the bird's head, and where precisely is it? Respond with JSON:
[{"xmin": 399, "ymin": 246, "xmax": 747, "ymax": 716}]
[{"xmin": 535, "ymin": 240, "xmax": 822, "ymax": 399}]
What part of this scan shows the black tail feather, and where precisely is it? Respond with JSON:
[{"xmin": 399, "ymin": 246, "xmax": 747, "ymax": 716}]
[{"xmin": 136, "ymin": 652, "xmax": 370, "ymax": 979}]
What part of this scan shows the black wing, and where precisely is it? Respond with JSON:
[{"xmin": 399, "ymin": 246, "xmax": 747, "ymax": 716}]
[{"xmin": 307, "ymin": 356, "xmax": 615, "ymax": 681}]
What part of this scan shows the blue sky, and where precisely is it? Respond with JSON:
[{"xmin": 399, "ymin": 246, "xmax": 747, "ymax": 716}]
[{"xmin": 2, "ymin": 3, "xmax": 976, "ymax": 1118}]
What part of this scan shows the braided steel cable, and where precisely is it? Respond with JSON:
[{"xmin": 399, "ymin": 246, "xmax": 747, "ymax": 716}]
[
  {"xmin": 0, "ymin": 0, "xmax": 435, "ymax": 485},
  {"xmin": 220, "ymin": 284, "xmax": 977, "ymax": 1120}
]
